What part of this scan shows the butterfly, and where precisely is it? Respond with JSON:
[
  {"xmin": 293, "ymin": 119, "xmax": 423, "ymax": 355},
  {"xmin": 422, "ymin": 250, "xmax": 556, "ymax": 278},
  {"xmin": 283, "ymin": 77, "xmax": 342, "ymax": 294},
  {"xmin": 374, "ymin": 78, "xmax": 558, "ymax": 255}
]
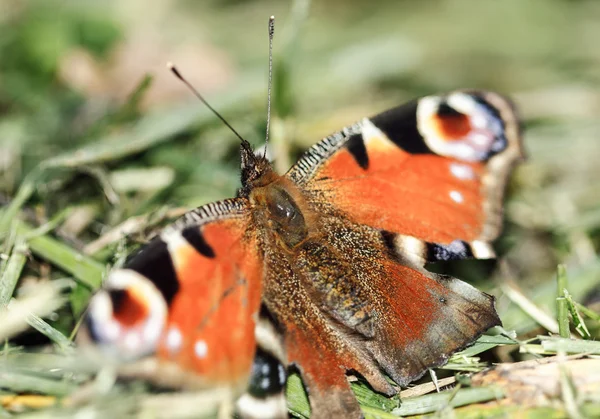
[{"xmin": 79, "ymin": 89, "xmax": 523, "ymax": 418}]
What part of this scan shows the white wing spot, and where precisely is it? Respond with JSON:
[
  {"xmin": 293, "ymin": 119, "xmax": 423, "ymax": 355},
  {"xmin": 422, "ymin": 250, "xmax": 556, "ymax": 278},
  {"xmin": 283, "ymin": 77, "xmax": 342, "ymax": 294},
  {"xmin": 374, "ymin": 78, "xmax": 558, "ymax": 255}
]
[
  {"xmin": 471, "ymin": 240, "xmax": 496, "ymax": 259},
  {"xmin": 261, "ymin": 363, "xmax": 270, "ymax": 375},
  {"xmin": 194, "ymin": 339, "xmax": 208, "ymax": 359},
  {"xmin": 161, "ymin": 228, "xmax": 188, "ymax": 253},
  {"xmin": 361, "ymin": 118, "xmax": 383, "ymax": 142},
  {"xmin": 449, "ymin": 190, "xmax": 464, "ymax": 204},
  {"xmin": 166, "ymin": 326, "xmax": 182, "ymax": 354},
  {"xmin": 449, "ymin": 163, "xmax": 475, "ymax": 180}
]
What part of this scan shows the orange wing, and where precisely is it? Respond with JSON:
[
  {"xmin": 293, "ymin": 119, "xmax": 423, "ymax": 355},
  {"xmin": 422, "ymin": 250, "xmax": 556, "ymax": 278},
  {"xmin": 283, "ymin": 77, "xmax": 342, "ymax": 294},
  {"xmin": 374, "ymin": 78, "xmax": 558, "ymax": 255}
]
[
  {"xmin": 81, "ymin": 198, "xmax": 288, "ymax": 418},
  {"xmin": 288, "ymin": 90, "xmax": 523, "ymax": 262},
  {"xmin": 80, "ymin": 199, "xmax": 278, "ymax": 399},
  {"xmin": 156, "ymin": 213, "xmax": 262, "ymax": 387}
]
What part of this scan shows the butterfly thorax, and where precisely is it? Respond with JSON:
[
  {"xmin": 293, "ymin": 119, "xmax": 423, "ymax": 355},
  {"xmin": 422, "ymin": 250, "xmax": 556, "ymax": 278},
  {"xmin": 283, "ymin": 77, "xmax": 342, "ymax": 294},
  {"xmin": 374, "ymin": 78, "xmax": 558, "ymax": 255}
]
[
  {"xmin": 248, "ymin": 175, "xmax": 311, "ymax": 250},
  {"xmin": 237, "ymin": 141, "xmax": 314, "ymax": 250}
]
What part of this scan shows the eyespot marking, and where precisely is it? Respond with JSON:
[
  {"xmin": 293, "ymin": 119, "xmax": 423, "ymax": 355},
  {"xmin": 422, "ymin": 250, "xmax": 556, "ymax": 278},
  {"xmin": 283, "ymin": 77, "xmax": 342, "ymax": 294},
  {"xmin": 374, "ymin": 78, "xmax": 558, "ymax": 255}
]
[
  {"xmin": 431, "ymin": 103, "xmax": 472, "ymax": 140},
  {"xmin": 248, "ymin": 348, "xmax": 287, "ymax": 397},
  {"xmin": 470, "ymin": 240, "xmax": 496, "ymax": 259},
  {"xmin": 417, "ymin": 92, "xmax": 507, "ymax": 162},
  {"xmin": 427, "ymin": 240, "xmax": 473, "ymax": 261},
  {"xmin": 85, "ymin": 269, "xmax": 168, "ymax": 360},
  {"xmin": 124, "ymin": 332, "xmax": 142, "ymax": 351},
  {"xmin": 110, "ymin": 288, "xmax": 150, "ymax": 327}
]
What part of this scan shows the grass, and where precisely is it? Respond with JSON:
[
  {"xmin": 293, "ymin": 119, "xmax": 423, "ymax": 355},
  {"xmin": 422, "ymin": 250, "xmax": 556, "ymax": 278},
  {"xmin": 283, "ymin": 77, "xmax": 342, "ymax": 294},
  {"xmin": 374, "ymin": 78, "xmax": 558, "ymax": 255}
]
[{"xmin": 2, "ymin": 0, "xmax": 600, "ymax": 417}]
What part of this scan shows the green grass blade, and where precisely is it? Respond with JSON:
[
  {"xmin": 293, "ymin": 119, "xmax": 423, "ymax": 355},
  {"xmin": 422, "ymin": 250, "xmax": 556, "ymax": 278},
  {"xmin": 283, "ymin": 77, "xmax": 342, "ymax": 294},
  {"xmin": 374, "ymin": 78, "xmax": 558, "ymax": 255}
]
[
  {"xmin": 0, "ymin": 170, "xmax": 40, "ymax": 238},
  {"xmin": 393, "ymin": 387, "xmax": 504, "ymax": 416},
  {"xmin": 15, "ymin": 220, "xmax": 105, "ymax": 291},
  {"xmin": 26, "ymin": 313, "xmax": 74, "ymax": 351},
  {"xmin": 574, "ymin": 301, "xmax": 600, "ymax": 322},
  {"xmin": 0, "ymin": 239, "xmax": 28, "ymax": 307},
  {"xmin": 564, "ymin": 291, "xmax": 592, "ymax": 339},
  {"xmin": 556, "ymin": 264, "xmax": 571, "ymax": 338},
  {"xmin": 0, "ymin": 371, "xmax": 77, "ymax": 397},
  {"xmin": 0, "ymin": 281, "xmax": 69, "ymax": 341},
  {"xmin": 287, "ymin": 373, "xmax": 310, "ymax": 419},
  {"xmin": 541, "ymin": 336, "xmax": 600, "ymax": 354}
]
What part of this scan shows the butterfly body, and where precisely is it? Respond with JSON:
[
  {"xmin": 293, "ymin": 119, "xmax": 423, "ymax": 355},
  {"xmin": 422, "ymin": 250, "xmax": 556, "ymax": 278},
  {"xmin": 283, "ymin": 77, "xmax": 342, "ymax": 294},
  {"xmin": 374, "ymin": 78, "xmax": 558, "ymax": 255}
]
[{"xmin": 81, "ymin": 90, "xmax": 522, "ymax": 418}]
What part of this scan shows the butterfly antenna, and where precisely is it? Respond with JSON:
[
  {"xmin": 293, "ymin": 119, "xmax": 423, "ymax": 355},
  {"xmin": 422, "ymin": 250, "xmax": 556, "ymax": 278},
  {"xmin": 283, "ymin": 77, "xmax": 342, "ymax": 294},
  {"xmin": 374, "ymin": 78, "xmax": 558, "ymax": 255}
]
[
  {"xmin": 167, "ymin": 62, "xmax": 248, "ymax": 146},
  {"xmin": 263, "ymin": 15, "xmax": 275, "ymax": 158}
]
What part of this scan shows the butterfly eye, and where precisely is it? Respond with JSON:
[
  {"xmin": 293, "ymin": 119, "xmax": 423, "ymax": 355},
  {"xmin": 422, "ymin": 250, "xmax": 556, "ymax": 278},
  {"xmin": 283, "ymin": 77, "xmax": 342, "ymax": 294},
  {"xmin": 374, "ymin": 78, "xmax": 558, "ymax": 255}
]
[{"xmin": 83, "ymin": 269, "xmax": 168, "ymax": 361}]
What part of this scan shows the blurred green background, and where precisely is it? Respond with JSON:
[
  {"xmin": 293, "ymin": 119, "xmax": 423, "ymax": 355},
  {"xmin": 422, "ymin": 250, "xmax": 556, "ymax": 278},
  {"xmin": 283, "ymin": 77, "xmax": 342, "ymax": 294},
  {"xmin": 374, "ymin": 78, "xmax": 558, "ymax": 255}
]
[{"xmin": 1, "ymin": 0, "xmax": 600, "ymax": 415}]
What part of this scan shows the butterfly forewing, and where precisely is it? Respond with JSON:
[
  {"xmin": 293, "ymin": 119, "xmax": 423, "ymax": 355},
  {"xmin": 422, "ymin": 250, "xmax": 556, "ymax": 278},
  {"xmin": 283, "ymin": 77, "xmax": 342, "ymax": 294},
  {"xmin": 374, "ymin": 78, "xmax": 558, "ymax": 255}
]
[
  {"xmin": 288, "ymin": 90, "xmax": 523, "ymax": 263},
  {"xmin": 80, "ymin": 198, "xmax": 287, "ymax": 418}
]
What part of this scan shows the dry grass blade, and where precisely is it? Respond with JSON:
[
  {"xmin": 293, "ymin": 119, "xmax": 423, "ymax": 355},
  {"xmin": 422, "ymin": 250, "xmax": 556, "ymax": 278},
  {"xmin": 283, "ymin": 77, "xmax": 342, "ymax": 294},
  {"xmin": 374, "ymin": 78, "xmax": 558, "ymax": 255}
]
[
  {"xmin": 400, "ymin": 377, "xmax": 456, "ymax": 398},
  {"xmin": 0, "ymin": 281, "xmax": 69, "ymax": 341},
  {"xmin": 26, "ymin": 313, "xmax": 74, "ymax": 351},
  {"xmin": 138, "ymin": 389, "xmax": 236, "ymax": 418},
  {"xmin": 471, "ymin": 355, "xmax": 600, "ymax": 411},
  {"xmin": 500, "ymin": 279, "xmax": 561, "ymax": 335}
]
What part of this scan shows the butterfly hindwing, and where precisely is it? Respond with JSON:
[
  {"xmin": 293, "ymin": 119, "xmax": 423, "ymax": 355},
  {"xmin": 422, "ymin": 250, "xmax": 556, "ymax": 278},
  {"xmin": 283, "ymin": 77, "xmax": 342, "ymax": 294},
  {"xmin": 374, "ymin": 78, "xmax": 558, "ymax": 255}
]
[{"xmin": 262, "ymin": 211, "xmax": 500, "ymax": 418}]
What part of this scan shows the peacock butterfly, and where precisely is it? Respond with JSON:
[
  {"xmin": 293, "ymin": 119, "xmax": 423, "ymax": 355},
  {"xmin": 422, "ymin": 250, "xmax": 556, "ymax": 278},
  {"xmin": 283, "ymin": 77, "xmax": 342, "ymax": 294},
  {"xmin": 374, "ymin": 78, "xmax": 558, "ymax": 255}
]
[{"xmin": 78, "ymin": 89, "xmax": 523, "ymax": 418}]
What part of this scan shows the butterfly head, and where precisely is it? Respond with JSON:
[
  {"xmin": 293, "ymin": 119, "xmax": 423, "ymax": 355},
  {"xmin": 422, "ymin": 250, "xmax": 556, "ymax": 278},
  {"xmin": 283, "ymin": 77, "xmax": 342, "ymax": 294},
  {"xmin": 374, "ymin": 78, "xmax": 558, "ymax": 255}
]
[
  {"xmin": 239, "ymin": 139, "xmax": 275, "ymax": 197},
  {"xmin": 81, "ymin": 269, "xmax": 168, "ymax": 362}
]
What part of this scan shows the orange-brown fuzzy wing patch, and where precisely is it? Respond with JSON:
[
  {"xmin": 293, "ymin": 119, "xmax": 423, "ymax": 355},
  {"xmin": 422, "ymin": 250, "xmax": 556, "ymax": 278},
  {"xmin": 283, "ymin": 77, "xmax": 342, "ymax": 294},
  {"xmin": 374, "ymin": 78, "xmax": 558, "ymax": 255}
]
[{"xmin": 264, "ymin": 218, "xmax": 500, "ymax": 418}]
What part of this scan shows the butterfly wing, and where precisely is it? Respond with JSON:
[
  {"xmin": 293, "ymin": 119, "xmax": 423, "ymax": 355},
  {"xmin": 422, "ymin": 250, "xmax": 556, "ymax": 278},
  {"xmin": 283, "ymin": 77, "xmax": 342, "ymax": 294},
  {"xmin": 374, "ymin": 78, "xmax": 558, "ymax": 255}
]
[
  {"xmin": 287, "ymin": 90, "xmax": 523, "ymax": 263},
  {"xmin": 268, "ymin": 90, "xmax": 521, "ymax": 417},
  {"xmin": 80, "ymin": 199, "xmax": 286, "ymax": 419},
  {"xmin": 263, "ymin": 215, "xmax": 500, "ymax": 418}
]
